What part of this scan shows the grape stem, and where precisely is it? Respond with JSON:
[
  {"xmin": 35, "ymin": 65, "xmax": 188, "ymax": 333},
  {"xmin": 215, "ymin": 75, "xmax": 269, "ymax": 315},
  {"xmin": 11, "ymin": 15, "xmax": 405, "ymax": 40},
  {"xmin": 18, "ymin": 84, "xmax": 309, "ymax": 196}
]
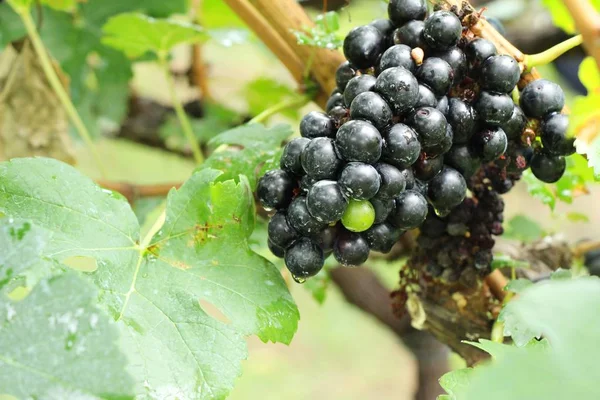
[
  {"xmin": 524, "ymin": 35, "xmax": 584, "ymax": 70},
  {"xmin": 159, "ymin": 56, "xmax": 204, "ymax": 165},
  {"xmin": 248, "ymin": 95, "xmax": 310, "ymax": 124},
  {"xmin": 13, "ymin": 5, "xmax": 107, "ymax": 177},
  {"xmin": 573, "ymin": 239, "xmax": 600, "ymax": 258}
]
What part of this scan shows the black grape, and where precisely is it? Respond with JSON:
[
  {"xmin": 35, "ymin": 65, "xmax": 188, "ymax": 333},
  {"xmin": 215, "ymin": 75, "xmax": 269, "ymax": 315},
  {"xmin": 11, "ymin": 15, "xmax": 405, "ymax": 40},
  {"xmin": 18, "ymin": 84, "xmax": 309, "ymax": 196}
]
[
  {"xmin": 334, "ymin": 231, "xmax": 371, "ymax": 266},
  {"xmin": 280, "ymin": 138, "xmax": 310, "ymax": 175},
  {"xmin": 257, "ymin": 169, "xmax": 296, "ymax": 210},
  {"xmin": 339, "ymin": 162, "xmax": 382, "ymax": 200},
  {"xmin": 307, "ymin": 180, "xmax": 349, "ymax": 223},
  {"xmin": 336, "ymin": 120, "xmax": 383, "ymax": 164},
  {"xmin": 285, "ymin": 238, "xmax": 324, "ymax": 280},
  {"xmin": 301, "ymin": 137, "xmax": 343, "ymax": 179}
]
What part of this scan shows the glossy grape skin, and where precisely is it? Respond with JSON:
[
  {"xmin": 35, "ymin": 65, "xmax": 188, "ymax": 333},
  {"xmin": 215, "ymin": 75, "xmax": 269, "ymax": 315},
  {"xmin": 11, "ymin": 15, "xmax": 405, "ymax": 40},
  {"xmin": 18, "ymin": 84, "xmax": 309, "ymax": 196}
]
[
  {"xmin": 412, "ymin": 179, "xmax": 429, "ymax": 197},
  {"xmin": 447, "ymin": 98, "xmax": 478, "ymax": 144},
  {"xmin": 312, "ymin": 224, "xmax": 339, "ymax": 253},
  {"xmin": 285, "ymin": 237, "xmax": 324, "ymax": 279},
  {"xmin": 374, "ymin": 67, "xmax": 419, "ymax": 115},
  {"xmin": 530, "ymin": 150, "xmax": 566, "ymax": 183},
  {"xmin": 413, "ymin": 155, "xmax": 444, "ymax": 181},
  {"xmin": 339, "ymin": 162, "xmax": 381, "ymax": 200},
  {"xmin": 336, "ymin": 61, "xmax": 357, "ymax": 91},
  {"xmin": 423, "ymin": 124, "xmax": 453, "ymax": 156},
  {"xmin": 406, "ymin": 107, "xmax": 448, "ymax": 147},
  {"xmin": 326, "ymin": 92, "xmax": 345, "ymax": 113},
  {"xmin": 334, "ymin": 231, "xmax": 371, "ymax": 266},
  {"xmin": 363, "ymin": 222, "xmax": 403, "ymax": 253},
  {"xmin": 401, "ymin": 168, "xmax": 416, "ymax": 190},
  {"xmin": 268, "ymin": 211, "xmax": 299, "ymax": 249},
  {"xmin": 475, "ymin": 91, "xmax": 514, "ymax": 126},
  {"xmin": 428, "ymin": 167, "xmax": 467, "ymax": 210},
  {"xmin": 350, "ymin": 91, "xmax": 393, "ymax": 131},
  {"xmin": 300, "ymin": 111, "xmax": 335, "ymax": 139},
  {"xmin": 480, "ymin": 55, "xmax": 520, "ymax": 93},
  {"xmin": 445, "ymin": 145, "xmax": 481, "ymax": 179},
  {"xmin": 541, "ymin": 113, "xmax": 575, "ymax": 156},
  {"xmin": 375, "ymin": 163, "xmax": 406, "ymax": 200},
  {"xmin": 257, "ymin": 169, "xmax": 296, "ymax": 210},
  {"xmin": 343, "ymin": 25, "xmax": 385, "ymax": 69},
  {"xmin": 389, "ymin": 190, "xmax": 428, "ymax": 230},
  {"xmin": 371, "ymin": 197, "xmax": 395, "ymax": 224},
  {"xmin": 501, "ymin": 105, "xmax": 527, "ymax": 140},
  {"xmin": 383, "ymin": 123, "xmax": 421, "ymax": 168},
  {"xmin": 378, "ymin": 44, "xmax": 416, "ymax": 74},
  {"xmin": 520, "ymin": 79, "xmax": 565, "ymax": 118},
  {"xmin": 280, "ymin": 137, "xmax": 310, "ymax": 175},
  {"xmin": 471, "ymin": 126, "xmax": 508, "ymax": 161},
  {"xmin": 423, "ymin": 11, "xmax": 462, "ymax": 50},
  {"xmin": 343, "ymin": 75, "xmax": 377, "ymax": 107},
  {"xmin": 388, "ymin": 0, "xmax": 427, "ymax": 25},
  {"xmin": 329, "ymin": 105, "xmax": 350, "ymax": 128},
  {"xmin": 341, "ymin": 199, "xmax": 376, "ymax": 232},
  {"xmin": 300, "ymin": 175, "xmax": 318, "ymax": 194},
  {"xmin": 301, "ymin": 137, "xmax": 343, "ymax": 179},
  {"xmin": 370, "ymin": 18, "xmax": 396, "ymax": 37},
  {"xmin": 336, "ymin": 120, "xmax": 383, "ymax": 164},
  {"xmin": 393, "ymin": 20, "xmax": 426, "ymax": 49},
  {"xmin": 436, "ymin": 96, "xmax": 449, "ymax": 116},
  {"xmin": 268, "ymin": 239, "xmax": 285, "ymax": 258},
  {"xmin": 307, "ymin": 180, "xmax": 348, "ymax": 223},
  {"xmin": 434, "ymin": 47, "xmax": 467, "ymax": 84},
  {"xmin": 465, "ymin": 38, "xmax": 497, "ymax": 71},
  {"xmin": 287, "ymin": 196, "xmax": 327, "ymax": 235},
  {"xmin": 416, "ymin": 84, "xmax": 438, "ymax": 108},
  {"xmin": 417, "ymin": 57, "xmax": 453, "ymax": 96}
]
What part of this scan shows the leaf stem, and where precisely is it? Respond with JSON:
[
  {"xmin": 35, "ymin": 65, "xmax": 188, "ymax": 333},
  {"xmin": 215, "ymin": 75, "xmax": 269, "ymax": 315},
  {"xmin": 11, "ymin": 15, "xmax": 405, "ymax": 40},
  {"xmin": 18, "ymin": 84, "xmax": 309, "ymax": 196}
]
[
  {"xmin": 524, "ymin": 35, "xmax": 584, "ymax": 69},
  {"xmin": 160, "ymin": 57, "xmax": 204, "ymax": 165},
  {"xmin": 16, "ymin": 7, "xmax": 106, "ymax": 177},
  {"xmin": 248, "ymin": 96, "xmax": 310, "ymax": 125}
]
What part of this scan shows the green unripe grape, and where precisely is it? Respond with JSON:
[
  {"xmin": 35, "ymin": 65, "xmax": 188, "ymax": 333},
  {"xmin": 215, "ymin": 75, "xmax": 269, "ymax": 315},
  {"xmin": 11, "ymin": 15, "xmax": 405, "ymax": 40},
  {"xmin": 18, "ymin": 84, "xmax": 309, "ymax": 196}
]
[{"xmin": 341, "ymin": 199, "xmax": 376, "ymax": 232}]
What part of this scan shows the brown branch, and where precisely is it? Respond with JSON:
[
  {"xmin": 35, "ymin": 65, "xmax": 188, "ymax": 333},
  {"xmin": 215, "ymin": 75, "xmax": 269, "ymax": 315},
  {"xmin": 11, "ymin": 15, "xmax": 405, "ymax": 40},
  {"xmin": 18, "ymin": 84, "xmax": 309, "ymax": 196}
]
[
  {"xmin": 190, "ymin": 0, "xmax": 213, "ymax": 102},
  {"xmin": 573, "ymin": 239, "xmax": 600, "ymax": 258},
  {"xmin": 563, "ymin": 0, "xmax": 600, "ymax": 70},
  {"xmin": 484, "ymin": 270, "xmax": 509, "ymax": 302},
  {"xmin": 97, "ymin": 180, "xmax": 181, "ymax": 204},
  {"xmin": 248, "ymin": 0, "xmax": 346, "ymax": 107},
  {"xmin": 222, "ymin": 0, "xmax": 305, "ymax": 84}
]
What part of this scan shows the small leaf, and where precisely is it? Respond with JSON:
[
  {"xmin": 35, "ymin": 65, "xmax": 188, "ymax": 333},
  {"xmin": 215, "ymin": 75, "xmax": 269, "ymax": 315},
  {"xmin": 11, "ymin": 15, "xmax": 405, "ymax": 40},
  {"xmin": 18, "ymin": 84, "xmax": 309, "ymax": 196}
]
[
  {"xmin": 208, "ymin": 123, "xmax": 292, "ymax": 149},
  {"xmin": 579, "ymin": 56, "xmax": 600, "ymax": 92},
  {"xmin": 244, "ymin": 78, "xmax": 303, "ymax": 120},
  {"xmin": 304, "ymin": 270, "xmax": 330, "ymax": 304},
  {"xmin": 504, "ymin": 278, "xmax": 533, "ymax": 294},
  {"xmin": 438, "ymin": 368, "xmax": 473, "ymax": 400},
  {"xmin": 491, "ymin": 254, "xmax": 529, "ymax": 270},
  {"xmin": 522, "ymin": 170, "xmax": 556, "ymax": 210},
  {"xmin": 541, "ymin": 0, "xmax": 600, "ymax": 33},
  {"xmin": 566, "ymin": 212, "xmax": 590, "ymax": 223},
  {"xmin": 503, "ymin": 215, "xmax": 543, "ymax": 242},
  {"xmin": 550, "ymin": 268, "xmax": 572, "ymax": 280},
  {"xmin": 102, "ymin": 13, "xmax": 208, "ymax": 58}
]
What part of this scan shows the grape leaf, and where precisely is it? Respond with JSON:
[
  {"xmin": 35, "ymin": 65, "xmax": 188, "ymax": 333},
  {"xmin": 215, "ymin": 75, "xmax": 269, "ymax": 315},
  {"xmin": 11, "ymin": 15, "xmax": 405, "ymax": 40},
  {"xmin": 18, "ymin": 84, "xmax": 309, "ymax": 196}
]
[
  {"xmin": 522, "ymin": 170, "xmax": 556, "ymax": 210},
  {"xmin": 204, "ymin": 124, "xmax": 292, "ymax": 189},
  {"xmin": 202, "ymin": 0, "xmax": 245, "ymax": 29},
  {"xmin": 0, "ymin": 273, "xmax": 134, "ymax": 399},
  {"xmin": 464, "ymin": 278, "xmax": 600, "ymax": 400},
  {"xmin": 438, "ymin": 368, "xmax": 473, "ymax": 400},
  {"xmin": 541, "ymin": 0, "xmax": 600, "ymax": 34},
  {"xmin": 0, "ymin": 158, "xmax": 299, "ymax": 399},
  {"xmin": 7, "ymin": 0, "xmax": 74, "ymax": 11},
  {"xmin": 292, "ymin": 11, "xmax": 343, "ymax": 50},
  {"xmin": 504, "ymin": 278, "xmax": 533, "ymax": 294},
  {"xmin": 0, "ymin": 219, "xmax": 49, "ymax": 290},
  {"xmin": 503, "ymin": 215, "xmax": 543, "ymax": 242},
  {"xmin": 244, "ymin": 78, "xmax": 304, "ymax": 120},
  {"xmin": 102, "ymin": 13, "xmax": 208, "ymax": 59}
]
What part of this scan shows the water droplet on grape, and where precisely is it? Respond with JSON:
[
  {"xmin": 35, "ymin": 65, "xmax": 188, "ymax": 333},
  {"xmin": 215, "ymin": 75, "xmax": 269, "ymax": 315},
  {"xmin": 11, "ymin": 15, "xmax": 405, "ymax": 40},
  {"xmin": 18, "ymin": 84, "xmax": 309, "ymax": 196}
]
[
  {"xmin": 434, "ymin": 207, "xmax": 451, "ymax": 218},
  {"xmin": 292, "ymin": 275, "xmax": 306, "ymax": 284}
]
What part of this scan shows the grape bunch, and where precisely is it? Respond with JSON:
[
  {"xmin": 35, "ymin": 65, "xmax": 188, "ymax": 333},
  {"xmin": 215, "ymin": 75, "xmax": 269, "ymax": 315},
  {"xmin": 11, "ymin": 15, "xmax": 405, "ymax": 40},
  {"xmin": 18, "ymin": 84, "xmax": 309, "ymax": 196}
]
[{"xmin": 256, "ymin": 0, "xmax": 575, "ymax": 282}]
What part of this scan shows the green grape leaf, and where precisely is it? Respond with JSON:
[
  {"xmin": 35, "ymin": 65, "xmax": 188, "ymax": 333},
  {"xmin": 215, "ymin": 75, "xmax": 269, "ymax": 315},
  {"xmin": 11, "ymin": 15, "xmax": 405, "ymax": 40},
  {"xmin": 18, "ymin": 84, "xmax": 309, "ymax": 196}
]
[
  {"xmin": 7, "ymin": 0, "xmax": 75, "ymax": 11},
  {"xmin": 503, "ymin": 215, "xmax": 543, "ymax": 242},
  {"xmin": 208, "ymin": 123, "xmax": 292, "ymax": 150},
  {"xmin": 541, "ymin": 0, "xmax": 600, "ymax": 33},
  {"xmin": 0, "ymin": 219, "xmax": 50, "ymax": 290},
  {"xmin": 566, "ymin": 211, "xmax": 590, "ymax": 222},
  {"xmin": 522, "ymin": 170, "xmax": 556, "ymax": 210},
  {"xmin": 292, "ymin": 11, "xmax": 343, "ymax": 50},
  {"xmin": 204, "ymin": 124, "xmax": 292, "ymax": 189},
  {"xmin": 438, "ymin": 368, "xmax": 473, "ymax": 400},
  {"xmin": 0, "ymin": 272, "xmax": 134, "ymax": 399},
  {"xmin": 202, "ymin": 0, "xmax": 245, "ymax": 29},
  {"xmin": 550, "ymin": 268, "xmax": 573, "ymax": 280},
  {"xmin": 579, "ymin": 57, "xmax": 600, "ymax": 92},
  {"xmin": 0, "ymin": 158, "xmax": 299, "ymax": 399},
  {"xmin": 464, "ymin": 278, "xmax": 600, "ymax": 400},
  {"xmin": 504, "ymin": 278, "xmax": 533, "ymax": 294},
  {"xmin": 244, "ymin": 78, "xmax": 303, "ymax": 120},
  {"xmin": 491, "ymin": 254, "xmax": 529, "ymax": 271},
  {"xmin": 102, "ymin": 13, "xmax": 208, "ymax": 59},
  {"xmin": 304, "ymin": 270, "xmax": 330, "ymax": 304}
]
